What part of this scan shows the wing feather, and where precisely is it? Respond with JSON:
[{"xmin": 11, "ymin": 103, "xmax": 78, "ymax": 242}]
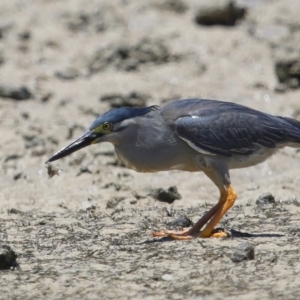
[{"xmin": 175, "ymin": 112, "xmax": 297, "ymax": 157}]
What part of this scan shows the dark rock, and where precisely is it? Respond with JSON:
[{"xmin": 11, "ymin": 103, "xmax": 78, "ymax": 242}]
[
  {"xmin": 4, "ymin": 154, "xmax": 21, "ymax": 162},
  {"xmin": 167, "ymin": 215, "xmax": 193, "ymax": 228},
  {"xmin": 100, "ymin": 91, "xmax": 149, "ymax": 108},
  {"xmin": 21, "ymin": 112, "xmax": 30, "ymax": 119},
  {"xmin": 150, "ymin": 186, "xmax": 182, "ymax": 204},
  {"xmin": 64, "ymin": 9, "xmax": 112, "ymax": 33},
  {"xmin": 0, "ymin": 85, "xmax": 32, "ymax": 100},
  {"xmin": 0, "ymin": 22, "xmax": 14, "ymax": 39},
  {"xmin": 106, "ymin": 196, "xmax": 125, "ymax": 209},
  {"xmin": 275, "ymin": 59, "xmax": 300, "ymax": 89},
  {"xmin": 287, "ymin": 226, "xmax": 300, "ymax": 236},
  {"xmin": 18, "ymin": 30, "xmax": 31, "ymax": 40},
  {"xmin": 55, "ymin": 67, "xmax": 79, "ymax": 80},
  {"xmin": 103, "ymin": 182, "xmax": 122, "ymax": 191},
  {"xmin": 67, "ymin": 13, "xmax": 90, "ymax": 32},
  {"xmin": 13, "ymin": 172, "xmax": 24, "ymax": 180},
  {"xmin": 7, "ymin": 208, "xmax": 24, "ymax": 215},
  {"xmin": 40, "ymin": 92, "xmax": 53, "ymax": 103},
  {"xmin": 195, "ymin": 0, "xmax": 246, "ymax": 26},
  {"xmin": 0, "ymin": 245, "xmax": 19, "ymax": 270},
  {"xmin": 231, "ymin": 242, "xmax": 255, "ymax": 263},
  {"xmin": 88, "ymin": 38, "xmax": 179, "ymax": 73},
  {"xmin": 23, "ymin": 135, "xmax": 45, "ymax": 149},
  {"xmin": 76, "ymin": 166, "xmax": 92, "ymax": 176},
  {"xmin": 0, "ymin": 50, "xmax": 4, "ymax": 65},
  {"xmin": 256, "ymin": 192, "xmax": 275, "ymax": 206},
  {"xmin": 156, "ymin": 0, "xmax": 187, "ymax": 13}
]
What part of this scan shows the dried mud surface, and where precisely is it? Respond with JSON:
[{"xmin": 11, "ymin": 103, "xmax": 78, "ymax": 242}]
[{"xmin": 1, "ymin": 0, "xmax": 300, "ymax": 299}]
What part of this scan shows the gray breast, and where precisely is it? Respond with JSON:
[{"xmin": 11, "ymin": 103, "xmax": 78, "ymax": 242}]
[{"xmin": 114, "ymin": 114, "xmax": 199, "ymax": 173}]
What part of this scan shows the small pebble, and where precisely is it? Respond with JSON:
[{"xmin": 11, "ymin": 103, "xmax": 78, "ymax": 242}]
[
  {"xmin": 0, "ymin": 245, "xmax": 19, "ymax": 270},
  {"xmin": 150, "ymin": 186, "xmax": 182, "ymax": 204},
  {"xmin": 161, "ymin": 274, "xmax": 173, "ymax": 281},
  {"xmin": 231, "ymin": 242, "xmax": 255, "ymax": 263},
  {"xmin": 256, "ymin": 192, "xmax": 275, "ymax": 205},
  {"xmin": 167, "ymin": 215, "xmax": 193, "ymax": 228}
]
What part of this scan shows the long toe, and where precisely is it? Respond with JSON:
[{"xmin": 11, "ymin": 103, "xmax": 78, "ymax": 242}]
[
  {"xmin": 152, "ymin": 229, "xmax": 192, "ymax": 238},
  {"xmin": 152, "ymin": 230, "xmax": 168, "ymax": 237},
  {"xmin": 169, "ymin": 230, "xmax": 230, "ymax": 239},
  {"xmin": 152, "ymin": 228, "xmax": 230, "ymax": 240},
  {"xmin": 168, "ymin": 233, "xmax": 194, "ymax": 240}
]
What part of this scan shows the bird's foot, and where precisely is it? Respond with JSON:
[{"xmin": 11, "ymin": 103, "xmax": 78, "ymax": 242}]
[
  {"xmin": 152, "ymin": 229, "xmax": 192, "ymax": 238},
  {"xmin": 152, "ymin": 227, "xmax": 230, "ymax": 240}
]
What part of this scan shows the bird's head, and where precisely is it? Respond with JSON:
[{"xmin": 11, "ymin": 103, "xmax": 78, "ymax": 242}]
[{"xmin": 46, "ymin": 105, "xmax": 160, "ymax": 163}]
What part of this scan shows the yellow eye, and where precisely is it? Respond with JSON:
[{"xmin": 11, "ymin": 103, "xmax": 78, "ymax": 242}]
[{"xmin": 102, "ymin": 122, "xmax": 112, "ymax": 131}]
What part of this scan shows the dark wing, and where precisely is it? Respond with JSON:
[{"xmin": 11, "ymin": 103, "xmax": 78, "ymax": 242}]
[{"xmin": 169, "ymin": 100, "xmax": 300, "ymax": 157}]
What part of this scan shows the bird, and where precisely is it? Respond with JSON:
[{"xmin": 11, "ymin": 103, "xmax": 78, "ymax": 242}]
[{"xmin": 46, "ymin": 98, "xmax": 300, "ymax": 239}]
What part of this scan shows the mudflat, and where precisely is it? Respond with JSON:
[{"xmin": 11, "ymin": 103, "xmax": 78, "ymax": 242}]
[{"xmin": 1, "ymin": 1, "xmax": 300, "ymax": 299}]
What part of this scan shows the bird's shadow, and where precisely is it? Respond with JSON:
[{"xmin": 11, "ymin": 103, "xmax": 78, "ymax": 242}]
[
  {"xmin": 227, "ymin": 229, "xmax": 284, "ymax": 238},
  {"xmin": 141, "ymin": 228, "xmax": 284, "ymax": 244}
]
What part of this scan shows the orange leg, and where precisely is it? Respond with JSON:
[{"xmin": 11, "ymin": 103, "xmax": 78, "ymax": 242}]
[{"xmin": 152, "ymin": 185, "xmax": 237, "ymax": 240}]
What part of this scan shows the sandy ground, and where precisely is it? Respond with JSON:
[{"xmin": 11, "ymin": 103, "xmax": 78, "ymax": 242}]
[{"xmin": 1, "ymin": 0, "xmax": 300, "ymax": 299}]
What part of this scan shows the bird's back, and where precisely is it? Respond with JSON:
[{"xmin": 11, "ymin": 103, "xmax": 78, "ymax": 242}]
[{"xmin": 161, "ymin": 98, "xmax": 300, "ymax": 157}]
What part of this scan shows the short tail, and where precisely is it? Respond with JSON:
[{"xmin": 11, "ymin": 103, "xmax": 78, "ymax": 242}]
[
  {"xmin": 277, "ymin": 116, "xmax": 300, "ymax": 144},
  {"xmin": 278, "ymin": 116, "xmax": 300, "ymax": 130}
]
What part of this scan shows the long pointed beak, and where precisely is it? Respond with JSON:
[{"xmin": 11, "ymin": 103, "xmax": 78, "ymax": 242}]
[{"xmin": 46, "ymin": 130, "xmax": 98, "ymax": 163}]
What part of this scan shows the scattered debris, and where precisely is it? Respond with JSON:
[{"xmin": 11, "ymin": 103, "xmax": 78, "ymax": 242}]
[
  {"xmin": 275, "ymin": 59, "xmax": 300, "ymax": 90},
  {"xmin": 4, "ymin": 154, "xmax": 22, "ymax": 162},
  {"xmin": 256, "ymin": 192, "xmax": 275, "ymax": 206},
  {"xmin": 0, "ymin": 49, "xmax": 4, "ymax": 65},
  {"xmin": 150, "ymin": 186, "xmax": 182, "ymax": 204},
  {"xmin": 231, "ymin": 242, "xmax": 255, "ymax": 263},
  {"xmin": 155, "ymin": 0, "xmax": 187, "ymax": 14},
  {"xmin": 106, "ymin": 196, "xmax": 125, "ymax": 209},
  {"xmin": 13, "ymin": 172, "xmax": 24, "ymax": 180},
  {"xmin": 18, "ymin": 30, "xmax": 31, "ymax": 41},
  {"xmin": 67, "ymin": 13, "xmax": 90, "ymax": 32},
  {"xmin": 7, "ymin": 208, "xmax": 25, "ymax": 215},
  {"xmin": 195, "ymin": 0, "xmax": 246, "ymax": 26},
  {"xmin": 88, "ymin": 38, "xmax": 179, "ymax": 73},
  {"xmin": 100, "ymin": 91, "xmax": 149, "ymax": 108},
  {"xmin": 0, "ymin": 84, "xmax": 32, "ymax": 100},
  {"xmin": 55, "ymin": 67, "xmax": 80, "ymax": 80},
  {"xmin": 0, "ymin": 245, "xmax": 19, "ymax": 270},
  {"xmin": 40, "ymin": 92, "xmax": 53, "ymax": 103},
  {"xmin": 76, "ymin": 166, "xmax": 92, "ymax": 176},
  {"xmin": 23, "ymin": 135, "xmax": 45, "ymax": 149},
  {"xmin": 103, "ymin": 182, "xmax": 122, "ymax": 191},
  {"xmin": 64, "ymin": 8, "xmax": 121, "ymax": 33},
  {"xmin": 167, "ymin": 215, "xmax": 193, "ymax": 228},
  {"xmin": 0, "ymin": 22, "xmax": 14, "ymax": 39}
]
